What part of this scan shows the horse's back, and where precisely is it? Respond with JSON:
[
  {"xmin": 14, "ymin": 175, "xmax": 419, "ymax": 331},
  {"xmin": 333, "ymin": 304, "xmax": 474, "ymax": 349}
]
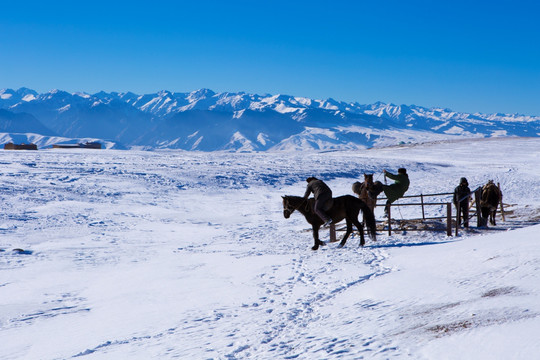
[
  {"xmin": 336, "ymin": 194, "xmax": 360, "ymax": 202},
  {"xmin": 333, "ymin": 195, "xmax": 366, "ymax": 210},
  {"xmin": 482, "ymin": 184, "xmax": 501, "ymax": 205}
]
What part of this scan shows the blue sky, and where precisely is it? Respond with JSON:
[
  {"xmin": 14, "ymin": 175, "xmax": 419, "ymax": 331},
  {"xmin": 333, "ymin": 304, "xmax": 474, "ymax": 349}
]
[{"xmin": 1, "ymin": 0, "xmax": 539, "ymax": 115}]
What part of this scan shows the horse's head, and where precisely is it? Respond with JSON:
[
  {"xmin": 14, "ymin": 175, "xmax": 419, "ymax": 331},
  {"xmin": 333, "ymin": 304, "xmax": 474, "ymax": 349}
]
[
  {"xmin": 282, "ymin": 196, "xmax": 293, "ymax": 218},
  {"xmin": 282, "ymin": 195, "xmax": 304, "ymax": 219},
  {"xmin": 364, "ymin": 173, "xmax": 374, "ymax": 185}
]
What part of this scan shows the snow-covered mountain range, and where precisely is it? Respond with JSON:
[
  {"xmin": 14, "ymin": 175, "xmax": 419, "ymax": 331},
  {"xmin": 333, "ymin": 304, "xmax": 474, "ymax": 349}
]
[{"xmin": 1, "ymin": 87, "xmax": 539, "ymax": 151}]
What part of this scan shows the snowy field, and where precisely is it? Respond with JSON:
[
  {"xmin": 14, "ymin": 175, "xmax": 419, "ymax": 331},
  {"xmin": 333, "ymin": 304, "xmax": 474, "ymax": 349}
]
[{"xmin": 1, "ymin": 137, "xmax": 540, "ymax": 359}]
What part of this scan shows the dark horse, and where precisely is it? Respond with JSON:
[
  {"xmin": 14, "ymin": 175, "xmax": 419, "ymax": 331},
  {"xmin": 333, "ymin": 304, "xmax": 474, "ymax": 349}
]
[
  {"xmin": 282, "ymin": 195, "xmax": 377, "ymax": 250},
  {"xmin": 480, "ymin": 180, "xmax": 502, "ymax": 226}
]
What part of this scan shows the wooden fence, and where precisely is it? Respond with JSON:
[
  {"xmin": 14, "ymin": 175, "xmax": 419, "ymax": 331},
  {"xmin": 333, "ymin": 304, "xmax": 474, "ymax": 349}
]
[
  {"xmin": 330, "ymin": 183, "xmax": 506, "ymax": 240},
  {"xmin": 378, "ymin": 192, "xmax": 454, "ymax": 236}
]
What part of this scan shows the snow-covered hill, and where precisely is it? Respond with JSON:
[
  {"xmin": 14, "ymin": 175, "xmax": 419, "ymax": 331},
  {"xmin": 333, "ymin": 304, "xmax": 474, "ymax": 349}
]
[
  {"xmin": 1, "ymin": 137, "xmax": 539, "ymax": 359},
  {"xmin": 1, "ymin": 88, "xmax": 539, "ymax": 151}
]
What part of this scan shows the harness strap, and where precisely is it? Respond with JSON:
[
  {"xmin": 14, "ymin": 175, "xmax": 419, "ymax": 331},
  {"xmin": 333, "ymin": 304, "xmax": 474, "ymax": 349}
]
[{"xmin": 291, "ymin": 198, "xmax": 307, "ymax": 212}]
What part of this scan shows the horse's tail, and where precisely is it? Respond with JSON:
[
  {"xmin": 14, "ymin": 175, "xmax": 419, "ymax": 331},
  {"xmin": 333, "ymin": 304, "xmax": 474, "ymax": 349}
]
[{"xmin": 355, "ymin": 198, "xmax": 377, "ymax": 240}]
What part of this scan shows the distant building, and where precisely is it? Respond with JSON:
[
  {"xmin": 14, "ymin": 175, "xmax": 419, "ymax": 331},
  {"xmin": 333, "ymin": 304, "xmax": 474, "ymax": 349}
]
[
  {"xmin": 52, "ymin": 142, "xmax": 102, "ymax": 149},
  {"xmin": 4, "ymin": 142, "xmax": 38, "ymax": 150}
]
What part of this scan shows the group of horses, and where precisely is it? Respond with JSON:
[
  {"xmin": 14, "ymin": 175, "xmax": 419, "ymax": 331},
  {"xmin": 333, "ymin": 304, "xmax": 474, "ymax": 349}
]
[{"xmin": 282, "ymin": 174, "xmax": 503, "ymax": 251}]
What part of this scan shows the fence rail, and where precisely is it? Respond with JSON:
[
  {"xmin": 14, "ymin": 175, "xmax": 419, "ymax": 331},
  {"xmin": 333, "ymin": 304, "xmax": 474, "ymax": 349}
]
[{"xmin": 379, "ymin": 192, "xmax": 453, "ymax": 200}]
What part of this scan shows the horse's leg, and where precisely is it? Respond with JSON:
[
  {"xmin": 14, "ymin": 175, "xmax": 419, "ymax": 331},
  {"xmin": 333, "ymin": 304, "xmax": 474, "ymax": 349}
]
[
  {"xmin": 312, "ymin": 225, "xmax": 324, "ymax": 250},
  {"xmin": 491, "ymin": 209, "xmax": 497, "ymax": 225},
  {"xmin": 338, "ymin": 220, "xmax": 353, "ymax": 248},
  {"xmin": 351, "ymin": 217, "xmax": 366, "ymax": 246},
  {"xmin": 480, "ymin": 215, "xmax": 488, "ymax": 227}
]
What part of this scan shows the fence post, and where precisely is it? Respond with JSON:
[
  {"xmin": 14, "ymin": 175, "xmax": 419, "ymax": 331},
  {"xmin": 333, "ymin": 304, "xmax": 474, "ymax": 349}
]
[
  {"xmin": 421, "ymin": 194, "xmax": 425, "ymax": 220},
  {"xmin": 465, "ymin": 197, "xmax": 471, "ymax": 229},
  {"xmin": 447, "ymin": 203, "xmax": 452, "ymax": 236},
  {"xmin": 455, "ymin": 202, "xmax": 459, "ymax": 236},
  {"xmin": 329, "ymin": 223, "xmax": 337, "ymax": 242},
  {"xmin": 387, "ymin": 204, "xmax": 392, "ymax": 236},
  {"xmin": 497, "ymin": 182, "xmax": 505, "ymax": 221}
]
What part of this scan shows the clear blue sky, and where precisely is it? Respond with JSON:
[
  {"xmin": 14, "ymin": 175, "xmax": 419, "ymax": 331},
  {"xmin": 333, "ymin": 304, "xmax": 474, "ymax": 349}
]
[{"xmin": 1, "ymin": 0, "xmax": 539, "ymax": 115}]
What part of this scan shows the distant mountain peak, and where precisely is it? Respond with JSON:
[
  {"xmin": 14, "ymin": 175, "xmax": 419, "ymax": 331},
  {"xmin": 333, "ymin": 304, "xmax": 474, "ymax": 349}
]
[
  {"xmin": 74, "ymin": 92, "xmax": 91, "ymax": 99},
  {"xmin": 45, "ymin": 89, "xmax": 71, "ymax": 99},
  {"xmin": 15, "ymin": 87, "xmax": 38, "ymax": 96},
  {"xmin": 157, "ymin": 90, "xmax": 173, "ymax": 97},
  {"xmin": 189, "ymin": 88, "xmax": 216, "ymax": 99},
  {"xmin": 94, "ymin": 90, "xmax": 112, "ymax": 97}
]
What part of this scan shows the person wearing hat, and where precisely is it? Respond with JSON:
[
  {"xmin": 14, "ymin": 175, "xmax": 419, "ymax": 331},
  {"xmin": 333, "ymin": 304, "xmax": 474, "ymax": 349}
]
[
  {"xmin": 382, "ymin": 168, "xmax": 410, "ymax": 217},
  {"xmin": 453, "ymin": 177, "xmax": 471, "ymax": 228},
  {"xmin": 303, "ymin": 177, "xmax": 333, "ymax": 227}
]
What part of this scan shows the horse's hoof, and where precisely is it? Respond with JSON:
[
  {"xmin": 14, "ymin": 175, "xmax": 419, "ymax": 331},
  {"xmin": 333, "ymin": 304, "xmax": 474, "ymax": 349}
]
[
  {"xmin": 311, "ymin": 246, "xmax": 319, "ymax": 251},
  {"xmin": 338, "ymin": 243, "xmax": 344, "ymax": 248}
]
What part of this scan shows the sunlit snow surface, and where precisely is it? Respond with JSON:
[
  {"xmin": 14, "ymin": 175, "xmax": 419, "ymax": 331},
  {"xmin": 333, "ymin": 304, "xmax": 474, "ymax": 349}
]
[{"xmin": 1, "ymin": 138, "xmax": 539, "ymax": 359}]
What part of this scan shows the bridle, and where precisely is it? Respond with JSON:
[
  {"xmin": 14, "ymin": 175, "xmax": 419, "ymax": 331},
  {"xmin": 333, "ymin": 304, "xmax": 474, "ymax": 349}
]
[{"xmin": 283, "ymin": 197, "xmax": 306, "ymax": 217}]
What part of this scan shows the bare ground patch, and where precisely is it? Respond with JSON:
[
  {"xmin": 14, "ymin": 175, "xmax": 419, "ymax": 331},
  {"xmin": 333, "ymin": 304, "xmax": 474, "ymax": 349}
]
[
  {"xmin": 426, "ymin": 308, "xmax": 538, "ymax": 337},
  {"xmin": 481, "ymin": 286, "xmax": 519, "ymax": 298}
]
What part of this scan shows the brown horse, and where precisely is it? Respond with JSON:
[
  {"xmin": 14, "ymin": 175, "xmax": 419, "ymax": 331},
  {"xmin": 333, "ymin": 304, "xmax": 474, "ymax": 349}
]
[
  {"xmin": 282, "ymin": 195, "xmax": 377, "ymax": 250},
  {"xmin": 480, "ymin": 180, "xmax": 502, "ymax": 226},
  {"xmin": 352, "ymin": 174, "xmax": 378, "ymax": 212}
]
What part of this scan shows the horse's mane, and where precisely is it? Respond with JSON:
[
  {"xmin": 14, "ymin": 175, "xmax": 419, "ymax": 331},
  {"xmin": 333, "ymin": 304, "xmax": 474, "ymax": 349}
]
[
  {"xmin": 284, "ymin": 195, "xmax": 304, "ymax": 204},
  {"xmin": 284, "ymin": 195, "xmax": 307, "ymax": 203},
  {"xmin": 482, "ymin": 181, "xmax": 500, "ymax": 194},
  {"xmin": 283, "ymin": 195, "xmax": 313, "ymax": 213},
  {"xmin": 481, "ymin": 181, "xmax": 501, "ymax": 205}
]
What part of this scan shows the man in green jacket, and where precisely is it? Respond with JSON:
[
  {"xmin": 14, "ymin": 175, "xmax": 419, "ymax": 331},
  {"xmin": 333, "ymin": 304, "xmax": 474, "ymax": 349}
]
[{"xmin": 382, "ymin": 168, "xmax": 410, "ymax": 217}]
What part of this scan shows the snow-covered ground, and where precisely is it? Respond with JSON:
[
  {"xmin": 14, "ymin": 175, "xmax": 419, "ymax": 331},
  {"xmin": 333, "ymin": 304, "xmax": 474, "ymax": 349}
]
[{"xmin": 1, "ymin": 137, "xmax": 539, "ymax": 359}]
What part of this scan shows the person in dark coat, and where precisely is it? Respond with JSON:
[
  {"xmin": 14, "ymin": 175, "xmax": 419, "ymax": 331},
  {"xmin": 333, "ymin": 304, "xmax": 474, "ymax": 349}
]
[
  {"xmin": 453, "ymin": 177, "xmax": 471, "ymax": 227},
  {"xmin": 382, "ymin": 168, "xmax": 410, "ymax": 216},
  {"xmin": 303, "ymin": 177, "xmax": 333, "ymax": 227}
]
